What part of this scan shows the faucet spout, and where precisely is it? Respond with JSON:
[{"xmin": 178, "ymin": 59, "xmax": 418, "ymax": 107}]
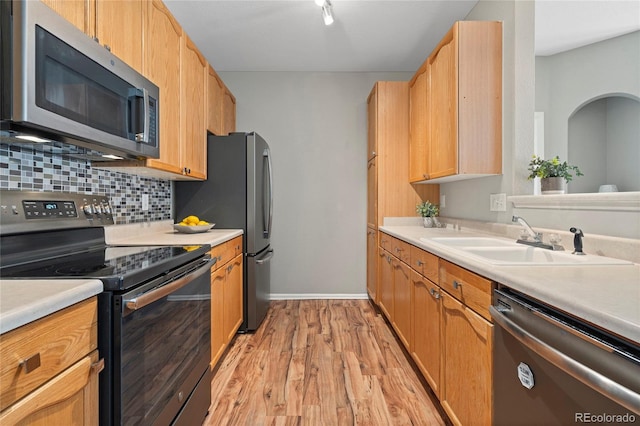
[{"xmin": 512, "ymin": 215, "xmax": 542, "ymax": 242}]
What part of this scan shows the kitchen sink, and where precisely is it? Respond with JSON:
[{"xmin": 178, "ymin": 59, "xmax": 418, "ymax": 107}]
[
  {"xmin": 424, "ymin": 237, "xmax": 516, "ymax": 247},
  {"xmin": 460, "ymin": 246, "xmax": 632, "ymax": 266}
]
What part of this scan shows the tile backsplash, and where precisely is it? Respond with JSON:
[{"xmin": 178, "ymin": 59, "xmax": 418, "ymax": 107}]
[{"xmin": 0, "ymin": 144, "xmax": 172, "ymax": 224}]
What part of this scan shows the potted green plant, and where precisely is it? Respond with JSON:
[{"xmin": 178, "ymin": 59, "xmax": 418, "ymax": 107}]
[
  {"xmin": 527, "ymin": 155, "xmax": 583, "ymax": 194},
  {"xmin": 416, "ymin": 201, "xmax": 439, "ymax": 228}
]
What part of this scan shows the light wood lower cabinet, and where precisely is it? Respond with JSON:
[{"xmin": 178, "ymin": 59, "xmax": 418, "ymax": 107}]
[
  {"xmin": 392, "ymin": 258, "xmax": 412, "ymax": 349},
  {"xmin": 377, "ymin": 231, "xmax": 495, "ymax": 425},
  {"xmin": 440, "ymin": 292, "xmax": 493, "ymax": 426},
  {"xmin": 411, "ymin": 270, "xmax": 441, "ymax": 398},
  {"xmin": 210, "ymin": 236, "xmax": 244, "ymax": 368},
  {"xmin": 366, "ymin": 227, "xmax": 377, "ymax": 302},
  {"xmin": 0, "ymin": 297, "xmax": 101, "ymax": 424}
]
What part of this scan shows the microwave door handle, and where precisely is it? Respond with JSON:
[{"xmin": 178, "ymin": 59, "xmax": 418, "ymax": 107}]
[{"xmin": 139, "ymin": 87, "xmax": 150, "ymax": 143}]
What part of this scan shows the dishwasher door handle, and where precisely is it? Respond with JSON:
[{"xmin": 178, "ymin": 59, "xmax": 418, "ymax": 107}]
[{"xmin": 490, "ymin": 305, "xmax": 640, "ymax": 415}]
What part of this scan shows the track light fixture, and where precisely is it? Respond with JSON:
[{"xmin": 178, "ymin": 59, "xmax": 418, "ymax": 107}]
[{"xmin": 315, "ymin": 0, "xmax": 334, "ymax": 26}]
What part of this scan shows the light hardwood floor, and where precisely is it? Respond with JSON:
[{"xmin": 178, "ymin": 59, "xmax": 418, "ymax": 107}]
[{"xmin": 204, "ymin": 299, "xmax": 448, "ymax": 425}]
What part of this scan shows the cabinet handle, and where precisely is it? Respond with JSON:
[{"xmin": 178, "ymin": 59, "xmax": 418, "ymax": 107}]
[
  {"xmin": 386, "ymin": 255, "xmax": 392, "ymax": 264},
  {"xmin": 20, "ymin": 353, "xmax": 41, "ymax": 374},
  {"xmin": 395, "ymin": 247, "xmax": 403, "ymax": 252},
  {"xmin": 371, "ymin": 151, "xmax": 376, "ymax": 157},
  {"xmin": 104, "ymin": 44, "xmax": 111, "ymax": 52},
  {"xmin": 423, "ymin": 173, "xmax": 430, "ymax": 179},
  {"xmin": 453, "ymin": 280, "xmax": 462, "ymax": 289},
  {"xmin": 429, "ymin": 288, "xmax": 435, "ymax": 295},
  {"xmin": 416, "ymin": 260, "xmax": 424, "ymax": 266},
  {"xmin": 434, "ymin": 292, "xmax": 441, "ymax": 300},
  {"xmin": 91, "ymin": 358, "xmax": 105, "ymax": 374},
  {"xmin": 227, "ymin": 264, "xmax": 233, "ymax": 273}
]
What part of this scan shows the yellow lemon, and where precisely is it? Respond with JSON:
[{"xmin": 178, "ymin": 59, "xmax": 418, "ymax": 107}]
[
  {"xmin": 197, "ymin": 220, "xmax": 209, "ymax": 226},
  {"xmin": 183, "ymin": 215, "xmax": 199, "ymax": 225}
]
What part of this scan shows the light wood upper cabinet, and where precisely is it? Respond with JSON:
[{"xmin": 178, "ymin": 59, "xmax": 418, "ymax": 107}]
[
  {"xmin": 409, "ymin": 63, "xmax": 429, "ymax": 182},
  {"xmin": 180, "ymin": 34, "xmax": 208, "ymax": 179},
  {"xmin": 208, "ymin": 66, "xmax": 225, "ymax": 135},
  {"xmin": 40, "ymin": 0, "xmax": 91, "ymax": 33},
  {"xmin": 367, "ymin": 82, "xmax": 439, "ymax": 229},
  {"xmin": 95, "ymin": 0, "xmax": 144, "ymax": 74},
  {"xmin": 222, "ymin": 86, "xmax": 237, "ymax": 135},
  {"xmin": 410, "ymin": 21, "xmax": 502, "ymax": 183}
]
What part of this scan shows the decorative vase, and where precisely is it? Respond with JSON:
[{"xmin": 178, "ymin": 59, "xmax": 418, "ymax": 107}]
[
  {"xmin": 423, "ymin": 217, "xmax": 436, "ymax": 228},
  {"xmin": 541, "ymin": 177, "xmax": 566, "ymax": 194}
]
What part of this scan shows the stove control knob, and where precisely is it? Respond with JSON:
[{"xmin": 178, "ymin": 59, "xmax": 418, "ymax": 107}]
[
  {"xmin": 103, "ymin": 205, "xmax": 112, "ymax": 215},
  {"xmin": 93, "ymin": 204, "xmax": 103, "ymax": 215},
  {"xmin": 83, "ymin": 204, "xmax": 94, "ymax": 215}
]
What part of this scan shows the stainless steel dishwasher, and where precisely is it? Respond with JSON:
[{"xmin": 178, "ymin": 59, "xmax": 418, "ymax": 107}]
[{"xmin": 491, "ymin": 287, "xmax": 640, "ymax": 425}]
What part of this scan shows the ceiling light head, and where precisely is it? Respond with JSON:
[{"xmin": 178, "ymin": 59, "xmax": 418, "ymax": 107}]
[{"xmin": 322, "ymin": 1, "xmax": 334, "ymax": 26}]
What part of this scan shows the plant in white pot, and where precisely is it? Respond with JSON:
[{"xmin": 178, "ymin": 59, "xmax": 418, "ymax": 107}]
[
  {"xmin": 527, "ymin": 155, "xmax": 583, "ymax": 194},
  {"xmin": 416, "ymin": 201, "xmax": 439, "ymax": 228}
]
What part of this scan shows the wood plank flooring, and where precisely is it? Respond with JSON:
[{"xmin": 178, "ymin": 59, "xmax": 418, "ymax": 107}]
[{"xmin": 203, "ymin": 299, "xmax": 448, "ymax": 425}]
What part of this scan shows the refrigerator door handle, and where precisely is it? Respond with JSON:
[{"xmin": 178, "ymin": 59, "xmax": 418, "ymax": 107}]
[
  {"xmin": 263, "ymin": 148, "xmax": 273, "ymax": 239},
  {"xmin": 255, "ymin": 248, "xmax": 274, "ymax": 265}
]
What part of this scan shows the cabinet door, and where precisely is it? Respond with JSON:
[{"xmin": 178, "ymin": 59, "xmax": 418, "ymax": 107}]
[
  {"xmin": 366, "ymin": 227, "xmax": 377, "ymax": 302},
  {"xmin": 409, "ymin": 64, "xmax": 429, "ymax": 182},
  {"xmin": 222, "ymin": 87, "xmax": 236, "ymax": 135},
  {"xmin": 95, "ymin": 0, "xmax": 144, "ymax": 74},
  {"xmin": 392, "ymin": 258, "xmax": 411, "ymax": 350},
  {"xmin": 40, "ymin": 0, "xmax": 90, "ymax": 34},
  {"xmin": 411, "ymin": 271, "xmax": 441, "ymax": 397},
  {"xmin": 441, "ymin": 292, "xmax": 493, "ymax": 426},
  {"xmin": 378, "ymin": 248, "xmax": 394, "ymax": 321},
  {"xmin": 145, "ymin": 0, "xmax": 182, "ymax": 175},
  {"xmin": 367, "ymin": 157, "xmax": 377, "ymax": 229},
  {"xmin": 224, "ymin": 254, "xmax": 244, "ymax": 342},
  {"xmin": 207, "ymin": 66, "xmax": 224, "ymax": 135},
  {"xmin": 181, "ymin": 35, "xmax": 208, "ymax": 179},
  {"xmin": 429, "ymin": 32, "xmax": 458, "ymax": 179},
  {"xmin": 0, "ymin": 351, "xmax": 101, "ymax": 426},
  {"xmin": 367, "ymin": 85, "xmax": 377, "ymax": 161},
  {"xmin": 211, "ymin": 266, "xmax": 226, "ymax": 368}
]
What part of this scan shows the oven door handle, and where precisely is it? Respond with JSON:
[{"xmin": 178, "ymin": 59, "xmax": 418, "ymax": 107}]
[
  {"xmin": 490, "ymin": 305, "xmax": 640, "ymax": 415},
  {"xmin": 124, "ymin": 260, "xmax": 213, "ymax": 313}
]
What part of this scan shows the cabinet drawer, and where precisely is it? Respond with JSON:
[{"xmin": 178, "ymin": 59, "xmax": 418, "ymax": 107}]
[
  {"xmin": 439, "ymin": 260, "xmax": 494, "ymax": 321},
  {"xmin": 390, "ymin": 237, "xmax": 411, "ymax": 264},
  {"xmin": 228, "ymin": 236, "xmax": 243, "ymax": 257},
  {"xmin": 379, "ymin": 232, "xmax": 392, "ymax": 252},
  {"xmin": 209, "ymin": 241, "xmax": 233, "ymax": 269},
  {"xmin": 410, "ymin": 245, "xmax": 439, "ymax": 283},
  {"xmin": 0, "ymin": 298, "xmax": 98, "ymax": 411}
]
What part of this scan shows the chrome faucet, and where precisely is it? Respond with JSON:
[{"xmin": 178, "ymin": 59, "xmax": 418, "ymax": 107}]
[
  {"xmin": 512, "ymin": 216, "xmax": 555, "ymax": 250},
  {"xmin": 512, "ymin": 216, "xmax": 542, "ymax": 242}
]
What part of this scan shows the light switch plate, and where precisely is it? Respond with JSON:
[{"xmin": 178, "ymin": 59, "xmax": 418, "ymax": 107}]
[
  {"xmin": 490, "ymin": 193, "xmax": 506, "ymax": 211},
  {"xmin": 440, "ymin": 194, "xmax": 446, "ymax": 208},
  {"xmin": 142, "ymin": 194, "xmax": 149, "ymax": 211}
]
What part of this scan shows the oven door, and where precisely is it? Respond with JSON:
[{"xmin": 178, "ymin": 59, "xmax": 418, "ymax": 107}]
[{"xmin": 99, "ymin": 257, "xmax": 213, "ymax": 426}]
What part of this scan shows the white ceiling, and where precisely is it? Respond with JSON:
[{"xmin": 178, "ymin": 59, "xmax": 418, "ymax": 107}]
[{"xmin": 163, "ymin": 0, "xmax": 640, "ymax": 72}]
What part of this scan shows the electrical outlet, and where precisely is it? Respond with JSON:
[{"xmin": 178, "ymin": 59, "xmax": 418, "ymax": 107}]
[
  {"xmin": 490, "ymin": 193, "xmax": 506, "ymax": 212},
  {"xmin": 142, "ymin": 194, "xmax": 149, "ymax": 211},
  {"xmin": 440, "ymin": 194, "xmax": 446, "ymax": 208}
]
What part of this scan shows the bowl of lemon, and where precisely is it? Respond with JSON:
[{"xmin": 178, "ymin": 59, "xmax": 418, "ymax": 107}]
[{"xmin": 173, "ymin": 215, "xmax": 215, "ymax": 234}]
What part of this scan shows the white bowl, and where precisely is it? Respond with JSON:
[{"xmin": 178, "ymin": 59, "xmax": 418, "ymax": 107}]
[{"xmin": 173, "ymin": 224, "xmax": 215, "ymax": 234}]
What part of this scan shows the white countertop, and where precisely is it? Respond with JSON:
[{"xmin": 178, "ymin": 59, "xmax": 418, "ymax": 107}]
[
  {"xmin": 379, "ymin": 225, "xmax": 640, "ymax": 344},
  {"xmin": 0, "ymin": 279, "xmax": 103, "ymax": 334},
  {"xmin": 104, "ymin": 220, "xmax": 243, "ymax": 247}
]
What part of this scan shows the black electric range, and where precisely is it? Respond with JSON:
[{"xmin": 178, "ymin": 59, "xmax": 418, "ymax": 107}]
[{"xmin": 0, "ymin": 190, "xmax": 214, "ymax": 425}]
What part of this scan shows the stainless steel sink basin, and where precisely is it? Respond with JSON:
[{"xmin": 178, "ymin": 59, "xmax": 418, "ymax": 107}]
[
  {"xmin": 461, "ymin": 247, "xmax": 632, "ymax": 266},
  {"xmin": 425, "ymin": 237, "xmax": 516, "ymax": 247}
]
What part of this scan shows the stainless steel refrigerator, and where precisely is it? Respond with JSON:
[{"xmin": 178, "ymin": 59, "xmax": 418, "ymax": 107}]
[{"xmin": 174, "ymin": 132, "xmax": 273, "ymax": 332}]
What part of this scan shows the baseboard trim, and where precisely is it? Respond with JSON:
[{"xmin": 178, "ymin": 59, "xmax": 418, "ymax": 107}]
[{"xmin": 269, "ymin": 293, "xmax": 369, "ymax": 300}]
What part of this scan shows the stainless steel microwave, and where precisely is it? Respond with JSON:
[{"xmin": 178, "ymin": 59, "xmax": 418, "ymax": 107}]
[{"xmin": 0, "ymin": 0, "xmax": 159, "ymax": 160}]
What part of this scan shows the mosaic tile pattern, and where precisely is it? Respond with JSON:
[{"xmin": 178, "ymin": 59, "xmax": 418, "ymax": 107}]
[{"xmin": 0, "ymin": 144, "xmax": 172, "ymax": 224}]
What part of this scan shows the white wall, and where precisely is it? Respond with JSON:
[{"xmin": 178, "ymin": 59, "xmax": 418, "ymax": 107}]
[{"xmin": 218, "ymin": 72, "xmax": 410, "ymax": 297}]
